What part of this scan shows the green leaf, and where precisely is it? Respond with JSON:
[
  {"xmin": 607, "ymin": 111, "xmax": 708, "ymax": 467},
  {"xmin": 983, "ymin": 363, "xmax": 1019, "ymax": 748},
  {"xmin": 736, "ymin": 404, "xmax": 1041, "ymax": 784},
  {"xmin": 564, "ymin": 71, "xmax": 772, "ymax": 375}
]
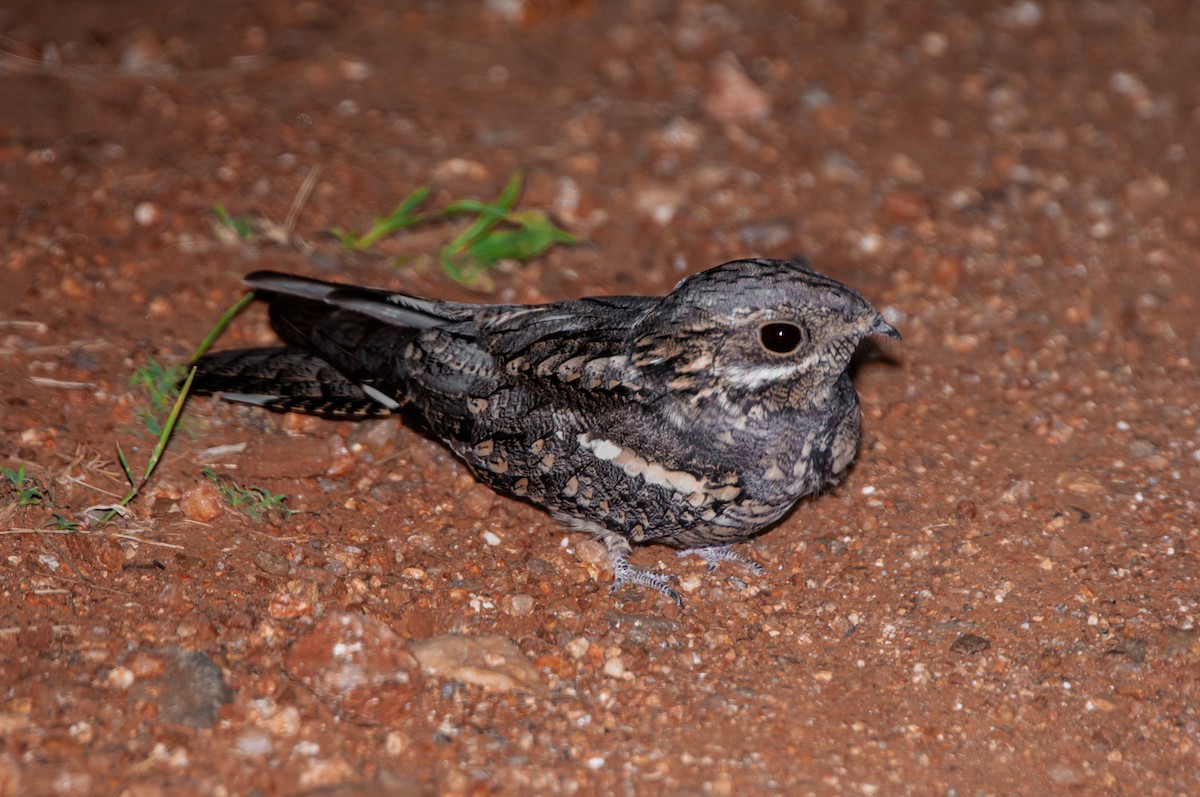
[
  {"xmin": 48, "ymin": 513, "xmax": 80, "ymax": 531},
  {"xmin": 330, "ymin": 171, "xmax": 577, "ymax": 284},
  {"xmin": 466, "ymin": 210, "xmax": 577, "ymax": 263},
  {"xmin": 202, "ymin": 467, "xmax": 291, "ymax": 523},
  {"xmin": 340, "ymin": 186, "xmax": 433, "ymax": 250},
  {"xmin": 212, "ymin": 204, "xmax": 255, "ymax": 239},
  {"xmin": 444, "ymin": 172, "xmax": 522, "ymax": 217}
]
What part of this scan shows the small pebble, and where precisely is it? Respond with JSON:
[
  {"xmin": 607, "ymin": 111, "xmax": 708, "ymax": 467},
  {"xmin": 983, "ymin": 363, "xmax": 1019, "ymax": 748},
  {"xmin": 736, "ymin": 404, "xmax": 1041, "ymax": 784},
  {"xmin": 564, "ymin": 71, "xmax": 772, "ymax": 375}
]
[
  {"xmin": 573, "ymin": 539, "xmax": 607, "ymax": 566},
  {"xmin": 704, "ymin": 53, "xmax": 771, "ymax": 123},
  {"xmin": 820, "ymin": 151, "xmax": 863, "ymax": 183},
  {"xmin": 146, "ymin": 295, "xmax": 172, "ymax": 318},
  {"xmin": 59, "ymin": 274, "xmax": 90, "ymax": 299},
  {"xmin": 234, "ymin": 729, "xmax": 274, "ymax": 757},
  {"xmin": 564, "ymin": 636, "xmax": 590, "ymax": 659},
  {"xmin": 52, "ymin": 772, "xmax": 93, "ymax": 795},
  {"xmin": 127, "ymin": 650, "xmax": 168, "ymax": 679},
  {"xmin": 920, "ymin": 31, "xmax": 948, "ymax": 57},
  {"xmin": 269, "ymin": 706, "xmax": 301, "ymax": 738},
  {"xmin": 880, "ymin": 189, "xmax": 929, "ymax": 222},
  {"xmin": 1046, "ymin": 762, "xmax": 1080, "ymax": 784},
  {"xmin": 506, "ymin": 594, "xmax": 535, "ymax": 615},
  {"xmin": 384, "ymin": 731, "xmax": 408, "ymax": 756},
  {"xmin": 1128, "ymin": 437, "xmax": 1158, "ymax": 457},
  {"xmin": 856, "ymin": 233, "xmax": 883, "ymax": 255},
  {"xmin": 460, "ymin": 483, "xmax": 496, "ymax": 519},
  {"xmin": 69, "ymin": 721, "xmax": 94, "ymax": 744},
  {"xmin": 134, "ymin": 202, "xmax": 161, "ymax": 227},
  {"xmin": 292, "ymin": 740, "xmax": 320, "ymax": 757},
  {"xmin": 127, "ymin": 648, "xmax": 232, "ymax": 728},
  {"xmin": 633, "ymin": 186, "xmax": 683, "ymax": 225},
  {"xmin": 106, "ymin": 666, "xmax": 135, "ymax": 690},
  {"xmin": 432, "ymin": 157, "xmax": 489, "ymax": 181},
  {"xmin": 339, "ymin": 58, "xmax": 372, "ymax": 81},
  {"xmin": 410, "ymin": 634, "xmax": 542, "ymax": 692},
  {"xmin": 120, "ymin": 28, "xmax": 164, "ymax": 72},
  {"xmin": 950, "ymin": 634, "xmax": 992, "ymax": 654},
  {"xmin": 255, "ymin": 550, "xmax": 291, "ymax": 576},
  {"xmin": 268, "ymin": 583, "xmax": 316, "ymax": 620},
  {"xmin": 738, "ymin": 220, "xmax": 792, "ymax": 249},
  {"xmin": 179, "ymin": 480, "xmax": 223, "ymax": 522}
]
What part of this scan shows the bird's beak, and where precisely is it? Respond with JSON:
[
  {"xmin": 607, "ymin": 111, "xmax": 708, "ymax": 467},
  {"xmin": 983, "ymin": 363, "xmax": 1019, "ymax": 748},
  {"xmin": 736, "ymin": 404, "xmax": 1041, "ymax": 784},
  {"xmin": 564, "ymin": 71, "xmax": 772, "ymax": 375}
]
[{"xmin": 873, "ymin": 315, "xmax": 901, "ymax": 340}]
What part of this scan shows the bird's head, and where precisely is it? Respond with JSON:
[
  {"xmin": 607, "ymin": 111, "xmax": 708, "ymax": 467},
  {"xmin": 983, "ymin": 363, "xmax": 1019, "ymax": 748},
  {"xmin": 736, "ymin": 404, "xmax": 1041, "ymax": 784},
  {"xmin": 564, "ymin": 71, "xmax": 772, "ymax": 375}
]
[{"xmin": 630, "ymin": 258, "xmax": 898, "ymax": 412}]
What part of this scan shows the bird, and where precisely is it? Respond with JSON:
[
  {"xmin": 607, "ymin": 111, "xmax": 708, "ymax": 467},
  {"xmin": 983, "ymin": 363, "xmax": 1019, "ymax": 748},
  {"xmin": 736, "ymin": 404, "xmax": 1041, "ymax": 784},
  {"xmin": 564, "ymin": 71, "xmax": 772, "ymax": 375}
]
[{"xmin": 188, "ymin": 258, "xmax": 899, "ymax": 604}]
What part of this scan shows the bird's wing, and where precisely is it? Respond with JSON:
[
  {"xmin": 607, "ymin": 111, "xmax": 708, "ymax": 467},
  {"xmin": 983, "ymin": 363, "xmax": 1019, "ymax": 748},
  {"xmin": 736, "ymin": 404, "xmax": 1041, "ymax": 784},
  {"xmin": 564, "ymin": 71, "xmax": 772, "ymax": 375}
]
[{"xmin": 469, "ymin": 295, "xmax": 656, "ymax": 396}]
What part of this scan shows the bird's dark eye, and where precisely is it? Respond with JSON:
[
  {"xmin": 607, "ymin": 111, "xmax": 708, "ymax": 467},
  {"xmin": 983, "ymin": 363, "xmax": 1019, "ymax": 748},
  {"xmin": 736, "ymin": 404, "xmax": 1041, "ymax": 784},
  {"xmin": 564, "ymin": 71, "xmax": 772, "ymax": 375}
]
[{"xmin": 759, "ymin": 322, "xmax": 805, "ymax": 354}]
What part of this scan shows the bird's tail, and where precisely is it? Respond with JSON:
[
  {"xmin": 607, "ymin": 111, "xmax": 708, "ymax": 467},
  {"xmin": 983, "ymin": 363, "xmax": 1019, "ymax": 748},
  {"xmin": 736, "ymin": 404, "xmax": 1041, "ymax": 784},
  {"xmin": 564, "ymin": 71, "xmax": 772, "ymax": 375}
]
[
  {"xmin": 189, "ymin": 346, "xmax": 399, "ymax": 418},
  {"xmin": 189, "ymin": 271, "xmax": 469, "ymax": 418}
]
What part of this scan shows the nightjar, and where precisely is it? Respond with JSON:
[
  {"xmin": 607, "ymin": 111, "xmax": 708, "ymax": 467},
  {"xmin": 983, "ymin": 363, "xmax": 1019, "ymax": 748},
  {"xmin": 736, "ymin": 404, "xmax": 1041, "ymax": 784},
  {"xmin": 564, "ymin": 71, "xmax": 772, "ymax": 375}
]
[{"xmin": 190, "ymin": 258, "xmax": 898, "ymax": 604}]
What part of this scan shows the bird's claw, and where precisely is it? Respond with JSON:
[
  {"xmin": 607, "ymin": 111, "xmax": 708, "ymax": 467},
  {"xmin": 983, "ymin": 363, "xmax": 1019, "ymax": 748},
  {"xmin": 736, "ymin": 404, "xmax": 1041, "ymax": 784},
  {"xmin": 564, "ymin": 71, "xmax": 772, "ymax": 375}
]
[
  {"xmin": 678, "ymin": 544, "xmax": 766, "ymax": 575},
  {"xmin": 607, "ymin": 546, "xmax": 682, "ymax": 606}
]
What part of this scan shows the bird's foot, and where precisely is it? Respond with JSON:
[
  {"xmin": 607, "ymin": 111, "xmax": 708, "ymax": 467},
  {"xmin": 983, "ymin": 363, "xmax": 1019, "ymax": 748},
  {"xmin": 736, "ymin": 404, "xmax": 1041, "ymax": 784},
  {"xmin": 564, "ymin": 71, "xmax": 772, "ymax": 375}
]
[
  {"xmin": 604, "ymin": 538, "xmax": 681, "ymax": 606},
  {"xmin": 678, "ymin": 544, "xmax": 766, "ymax": 576}
]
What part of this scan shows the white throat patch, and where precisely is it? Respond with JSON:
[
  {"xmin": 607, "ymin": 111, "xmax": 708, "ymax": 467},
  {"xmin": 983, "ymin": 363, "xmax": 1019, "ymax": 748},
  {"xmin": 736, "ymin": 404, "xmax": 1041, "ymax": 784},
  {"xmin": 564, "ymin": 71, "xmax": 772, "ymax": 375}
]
[{"xmin": 720, "ymin": 353, "xmax": 818, "ymax": 389}]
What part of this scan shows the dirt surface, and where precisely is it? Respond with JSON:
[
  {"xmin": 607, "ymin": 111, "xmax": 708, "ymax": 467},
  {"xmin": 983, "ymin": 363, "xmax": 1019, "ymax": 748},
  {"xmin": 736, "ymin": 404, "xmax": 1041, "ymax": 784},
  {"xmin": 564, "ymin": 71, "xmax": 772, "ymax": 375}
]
[{"xmin": 2, "ymin": 1, "xmax": 1199, "ymax": 794}]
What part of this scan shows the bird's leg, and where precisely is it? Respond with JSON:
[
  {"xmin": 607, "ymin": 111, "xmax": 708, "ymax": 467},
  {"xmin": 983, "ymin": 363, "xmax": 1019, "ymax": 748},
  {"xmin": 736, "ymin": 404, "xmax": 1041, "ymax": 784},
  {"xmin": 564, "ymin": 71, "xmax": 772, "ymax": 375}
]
[
  {"xmin": 601, "ymin": 533, "xmax": 682, "ymax": 606},
  {"xmin": 678, "ymin": 544, "xmax": 766, "ymax": 576}
]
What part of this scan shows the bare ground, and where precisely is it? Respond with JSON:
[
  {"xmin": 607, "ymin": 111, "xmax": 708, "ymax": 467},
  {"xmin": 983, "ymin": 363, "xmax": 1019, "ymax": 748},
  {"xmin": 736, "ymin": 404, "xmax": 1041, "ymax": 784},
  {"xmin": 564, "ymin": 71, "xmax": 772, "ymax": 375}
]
[{"xmin": 2, "ymin": 1, "xmax": 1199, "ymax": 795}]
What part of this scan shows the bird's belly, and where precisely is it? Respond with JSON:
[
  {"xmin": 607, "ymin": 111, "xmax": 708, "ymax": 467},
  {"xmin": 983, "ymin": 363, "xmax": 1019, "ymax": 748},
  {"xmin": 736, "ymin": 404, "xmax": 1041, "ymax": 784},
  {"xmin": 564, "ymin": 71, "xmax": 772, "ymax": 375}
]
[{"xmin": 448, "ymin": 397, "xmax": 862, "ymax": 550}]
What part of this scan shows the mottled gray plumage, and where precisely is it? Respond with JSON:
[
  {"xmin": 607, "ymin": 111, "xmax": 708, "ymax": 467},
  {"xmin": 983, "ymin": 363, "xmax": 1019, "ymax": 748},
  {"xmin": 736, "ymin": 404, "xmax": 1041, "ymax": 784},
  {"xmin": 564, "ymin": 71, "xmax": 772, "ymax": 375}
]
[{"xmin": 190, "ymin": 258, "xmax": 898, "ymax": 603}]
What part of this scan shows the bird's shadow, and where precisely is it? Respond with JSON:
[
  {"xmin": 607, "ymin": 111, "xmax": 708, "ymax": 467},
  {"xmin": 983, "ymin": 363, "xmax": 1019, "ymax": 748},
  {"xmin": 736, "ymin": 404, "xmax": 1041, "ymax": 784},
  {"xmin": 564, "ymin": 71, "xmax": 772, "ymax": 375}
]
[{"xmin": 849, "ymin": 336, "xmax": 902, "ymax": 378}]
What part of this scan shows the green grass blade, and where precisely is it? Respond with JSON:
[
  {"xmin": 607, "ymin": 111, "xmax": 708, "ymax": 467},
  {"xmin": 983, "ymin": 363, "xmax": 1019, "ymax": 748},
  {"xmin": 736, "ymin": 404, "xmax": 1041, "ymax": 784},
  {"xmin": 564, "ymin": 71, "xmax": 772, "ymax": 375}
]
[
  {"xmin": 101, "ymin": 367, "xmax": 197, "ymax": 524},
  {"xmin": 212, "ymin": 204, "xmax": 255, "ymax": 239},
  {"xmin": 116, "ymin": 444, "xmax": 135, "ymax": 487},
  {"xmin": 343, "ymin": 186, "xmax": 433, "ymax": 250},
  {"xmin": 191, "ymin": 291, "xmax": 256, "ymax": 362},
  {"xmin": 493, "ymin": 171, "xmax": 523, "ymax": 211},
  {"xmin": 134, "ymin": 366, "xmax": 195, "ymax": 487}
]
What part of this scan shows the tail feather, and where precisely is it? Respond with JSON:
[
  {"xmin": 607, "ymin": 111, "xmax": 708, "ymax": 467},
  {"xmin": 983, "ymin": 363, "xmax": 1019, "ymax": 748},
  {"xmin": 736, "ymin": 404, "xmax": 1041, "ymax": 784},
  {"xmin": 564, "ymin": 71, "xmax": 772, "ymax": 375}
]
[
  {"xmin": 190, "ymin": 347, "xmax": 398, "ymax": 418},
  {"xmin": 190, "ymin": 272, "xmax": 475, "ymax": 418},
  {"xmin": 244, "ymin": 271, "xmax": 460, "ymax": 381},
  {"xmin": 244, "ymin": 270, "xmax": 470, "ymax": 330}
]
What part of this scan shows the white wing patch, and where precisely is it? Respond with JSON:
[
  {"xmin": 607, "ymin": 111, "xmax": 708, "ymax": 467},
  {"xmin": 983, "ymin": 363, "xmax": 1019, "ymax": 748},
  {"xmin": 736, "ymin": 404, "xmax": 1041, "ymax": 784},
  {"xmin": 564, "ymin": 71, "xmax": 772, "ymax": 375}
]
[
  {"xmin": 576, "ymin": 432, "xmax": 740, "ymax": 503},
  {"xmin": 360, "ymin": 383, "xmax": 401, "ymax": 410},
  {"xmin": 583, "ymin": 436, "xmax": 621, "ymax": 460},
  {"xmin": 214, "ymin": 392, "xmax": 279, "ymax": 406}
]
